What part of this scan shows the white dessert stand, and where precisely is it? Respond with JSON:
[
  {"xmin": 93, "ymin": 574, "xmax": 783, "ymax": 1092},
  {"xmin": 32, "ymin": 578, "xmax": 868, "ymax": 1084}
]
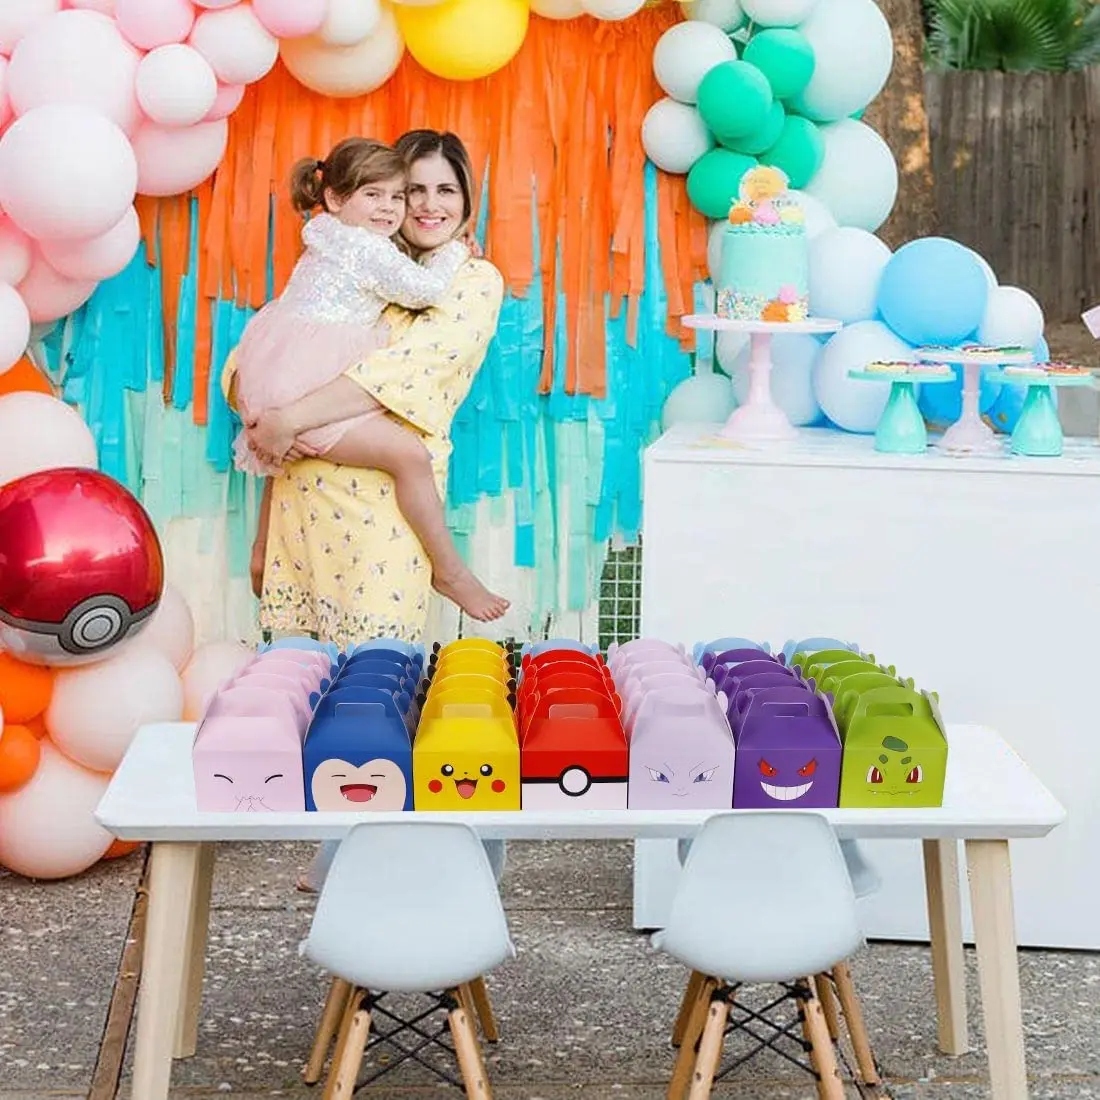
[
  {"xmin": 681, "ymin": 315, "xmax": 842, "ymax": 443},
  {"xmin": 914, "ymin": 345, "xmax": 1035, "ymax": 455}
]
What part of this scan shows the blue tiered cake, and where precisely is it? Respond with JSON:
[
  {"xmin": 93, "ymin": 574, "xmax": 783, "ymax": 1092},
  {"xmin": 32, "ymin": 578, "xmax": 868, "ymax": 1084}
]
[{"xmin": 716, "ymin": 166, "xmax": 809, "ymax": 323}]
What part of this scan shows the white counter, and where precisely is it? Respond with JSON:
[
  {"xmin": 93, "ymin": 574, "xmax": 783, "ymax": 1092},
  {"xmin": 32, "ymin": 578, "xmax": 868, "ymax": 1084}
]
[{"xmin": 636, "ymin": 423, "xmax": 1100, "ymax": 949}]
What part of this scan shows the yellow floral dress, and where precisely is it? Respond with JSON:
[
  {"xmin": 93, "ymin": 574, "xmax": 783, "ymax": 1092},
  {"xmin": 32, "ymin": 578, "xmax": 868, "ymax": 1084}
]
[{"xmin": 222, "ymin": 258, "xmax": 505, "ymax": 647}]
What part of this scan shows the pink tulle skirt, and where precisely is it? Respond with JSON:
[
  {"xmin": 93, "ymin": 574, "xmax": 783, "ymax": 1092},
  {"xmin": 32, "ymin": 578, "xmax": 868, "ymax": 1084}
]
[{"xmin": 232, "ymin": 300, "xmax": 386, "ymax": 476}]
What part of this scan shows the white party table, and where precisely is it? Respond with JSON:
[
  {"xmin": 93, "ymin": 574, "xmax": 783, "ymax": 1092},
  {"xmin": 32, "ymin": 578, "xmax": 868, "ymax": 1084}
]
[
  {"xmin": 637, "ymin": 422, "xmax": 1099, "ymax": 953},
  {"xmin": 97, "ymin": 720, "xmax": 1063, "ymax": 1100}
]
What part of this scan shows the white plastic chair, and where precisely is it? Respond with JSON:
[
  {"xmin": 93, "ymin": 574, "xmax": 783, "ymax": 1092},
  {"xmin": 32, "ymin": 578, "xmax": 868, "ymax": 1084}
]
[
  {"xmin": 301, "ymin": 821, "xmax": 516, "ymax": 1098},
  {"xmin": 656, "ymin": 813, "xmax": 877, "ymax": 1099}
]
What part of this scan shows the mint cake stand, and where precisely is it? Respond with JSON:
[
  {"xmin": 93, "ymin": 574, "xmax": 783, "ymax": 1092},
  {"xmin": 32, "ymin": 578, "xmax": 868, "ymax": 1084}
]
[
  {"xmin": 848, "ymin": 365, "xmax": 956, "ymax": 454},
  {"xmin": 989, "ymin": 368, "xmax": 1097, "ymax": 456},
  {"xmin": 914, "ymin": 345, "xmax": 1034, "ymax": 455},
  {"xmin": 681, "ymin": 316, "xmax": 842, "ymax": 443}
]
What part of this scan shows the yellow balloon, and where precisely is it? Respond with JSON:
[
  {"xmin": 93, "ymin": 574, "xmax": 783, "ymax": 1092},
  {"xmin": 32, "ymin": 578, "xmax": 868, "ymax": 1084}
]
[{"xmin": 395, "ymin": 0, "xmax": 530, "ymax": 81}]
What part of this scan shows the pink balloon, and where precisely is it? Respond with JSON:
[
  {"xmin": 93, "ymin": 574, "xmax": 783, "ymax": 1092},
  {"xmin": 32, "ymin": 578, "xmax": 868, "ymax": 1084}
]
[
  {"xmin": 203, "ymin": 81, "xmax": 244, "ymax": 121},
  {"xmin": 0, "ymin": 283, "xmax": 31, "ymax": 371},
  {"xmin": 0, "ymin": 740, "xmax": 112, "ymax": 880},
  {"xmin": 16, "ymin": 249, "xmax": 97, "ymax": 322},
  {"xmin": 189, "ymin": 4, "xmax": 278, "ymax": 85},
  {"xmin": 0, "ymin": 104, "xmax": 137, "ymax": 240},
  {"xmin": 136, "ymin": 44, "xmax": 218, "ymax": 127},
  {"xmin": 0, "ymin": 1, "xmax": 61, "ymax": 58},
  {"xmin": 7, "ymin": 9, "xmax": 141, "ymax": 133},
  {"xmin": 40, "ymin": 206, "xmax": 140, "ymax": 281},
  {"xmin": 0, "ymin": 216, "xmax": 33, "ymax": 284},
  {"xmin": 66, "ymin": 0, "xmax": 115, "ymax": 12},
  {"xmin": 0, "ymin": 57, "xmax": 10, "ymax": 130},
  {"xmin": 253, "ymin": 0, "xmax": 327, "ymax": 38},
  {"xmin": 115, "ymin": 0, "xmax": 195, "ymax": 49},
  {"xmin": 193, "ymin": 0, "xmax": 240, "ymax": 6},
  {"xmin": 132, "ymin": 118, "xmax": 229, "ymax": 197}
]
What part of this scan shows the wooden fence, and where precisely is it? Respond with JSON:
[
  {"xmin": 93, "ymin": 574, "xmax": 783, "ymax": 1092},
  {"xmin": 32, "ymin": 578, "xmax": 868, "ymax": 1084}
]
[{"xmin": 925, "ymin": 69, "xmax": 1100, "ymax": 322}]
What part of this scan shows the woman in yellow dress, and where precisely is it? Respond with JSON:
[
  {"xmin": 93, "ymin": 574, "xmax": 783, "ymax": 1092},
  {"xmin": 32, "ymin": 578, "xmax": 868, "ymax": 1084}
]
[{"xmin": 225, "ymin": 129, "xmax": 506, "ymax": 648}]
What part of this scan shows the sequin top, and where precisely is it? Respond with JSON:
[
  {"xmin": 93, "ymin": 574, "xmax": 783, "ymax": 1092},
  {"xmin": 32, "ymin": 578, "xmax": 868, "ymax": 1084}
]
[{"xmin": 278, "ymin": 213, "xmax": 469, "ymax": 325}]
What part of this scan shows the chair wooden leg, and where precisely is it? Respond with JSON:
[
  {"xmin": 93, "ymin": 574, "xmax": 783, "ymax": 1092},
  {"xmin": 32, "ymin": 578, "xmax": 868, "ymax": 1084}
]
[
  {"xmin": 813, "ymin": 973, "xmax": 840, "ymax": 1042},
  {"xmin": 801, "ymin": 983, "xmax": 845, "ymax": 1100},
  {"xmin": 324, "ymin": 991, "xmax": 371, "ymax": 1100},
  {"xmin": 468, "ymin": 976, "xmax": 500, "ymax": 1043},
  {"xmin": 686, "ymin": 992, "xmax": 730, "ymax": 1100},
  {"xmin": 832, "ymin": 961, "xmax": 880, "ymax": 1087},
  {"xmin": 304, "ymin": 978, "xmax": 353, "ymax": 1084},
  {"xmin": 668, "ymin": 975, "xmax": 716, "ymax": 1100},
  {"xmin": 672, "ymin": 970, "xmax": 706, "ymax": 1048},
  {"xmin": 323, "ymin": 989, "xmax": 365, "ymax": 1100},
  {"xmin": 448, "ymin": 992, "xmax": 493, "ymax": 1098}
]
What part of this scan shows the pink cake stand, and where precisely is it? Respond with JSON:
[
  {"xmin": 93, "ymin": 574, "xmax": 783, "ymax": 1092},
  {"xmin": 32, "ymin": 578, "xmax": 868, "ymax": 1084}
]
[
  {"xmin": 914, "ymin": 345, "xmax": 1035, "ymax": 455},
  {"xmin": 681, "ymin": 316, "xmax": 842, "ymax": 443}
]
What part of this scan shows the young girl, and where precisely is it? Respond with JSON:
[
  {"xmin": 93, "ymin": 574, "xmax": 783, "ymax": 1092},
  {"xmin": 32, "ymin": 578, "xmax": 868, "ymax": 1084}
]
[{"xmin": 233, "ymin": 137, "xmax": 508, "ymax": 623}]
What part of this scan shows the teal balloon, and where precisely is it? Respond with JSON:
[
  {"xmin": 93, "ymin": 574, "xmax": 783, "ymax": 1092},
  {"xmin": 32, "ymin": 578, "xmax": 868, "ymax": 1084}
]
[
  {"xmin": 697, "ymin": 60, "xmax": 773, "ymax": 142},
  {"xmin": 743, "ymin": 30, "xmax": 815, "ymax": 101},
  {"xmin": 687, "ymin": 148, "xmax": 758, "ymax": 219},
  {"xmin": 726, "ymin": 101, "xmax": 786, "ymax": 156},
  {"xmin": 760, "ymin": 115, "xmax": 824, "ymax": 189}
]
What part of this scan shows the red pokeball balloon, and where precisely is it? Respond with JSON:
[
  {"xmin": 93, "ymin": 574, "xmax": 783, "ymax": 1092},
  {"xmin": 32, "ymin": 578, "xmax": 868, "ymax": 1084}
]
[{"xmin": 0, "ymin": 468, "xmax": 164, "ymax": 667}]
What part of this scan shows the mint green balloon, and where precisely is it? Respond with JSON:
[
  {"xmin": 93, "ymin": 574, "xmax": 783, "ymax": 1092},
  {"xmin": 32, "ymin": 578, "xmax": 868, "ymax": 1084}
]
[
  {"xmin": 743, "ymin": 30, "xmax": 816, "ymax": 101},
  {"xmin": 760, "ymin": 115, "xmax": 824, "ymax": 189},
  {"xmin": 726, "ymin": 101, "xmax": 786, "ymax": 156},
  {"xmin": 687, "ymin": 148, "xmax": 758, "ymax": 219},
  {"xmin": 696, "ymin": 60, "xmax": 773, "ymax": 142}
]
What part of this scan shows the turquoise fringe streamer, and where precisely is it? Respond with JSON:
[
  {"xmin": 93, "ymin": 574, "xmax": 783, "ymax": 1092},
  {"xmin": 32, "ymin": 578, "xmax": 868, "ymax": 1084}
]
[{"xmin": 41, "ymin": 164, "xmax": 692, "ymax": 620}]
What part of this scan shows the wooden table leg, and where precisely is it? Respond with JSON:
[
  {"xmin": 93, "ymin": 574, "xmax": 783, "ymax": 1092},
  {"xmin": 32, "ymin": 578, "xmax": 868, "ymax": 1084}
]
[
  {"xmin": 175, "ymin": 842, "xmax": 216, "ymax": 1058},
  {"xmin": 131, "ymin": 842, "xmax": 204, "ymax": 1100},
  {"xmin": 965, "ymin": 839, "xmax": 1029, "ymax": 1100},
  {"xmin": 922, "ymin": 838, "xmax": 969, "ymax": 1055}
]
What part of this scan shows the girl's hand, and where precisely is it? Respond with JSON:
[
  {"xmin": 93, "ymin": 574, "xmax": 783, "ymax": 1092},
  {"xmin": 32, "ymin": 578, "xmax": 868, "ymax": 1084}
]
[
  {"xmin": 249, "ymin": 536, "xmax": 266, "ymax": 599},
  {"xmin": 246, "ymin": 408, "xmax": 297, "ymax": 464}
]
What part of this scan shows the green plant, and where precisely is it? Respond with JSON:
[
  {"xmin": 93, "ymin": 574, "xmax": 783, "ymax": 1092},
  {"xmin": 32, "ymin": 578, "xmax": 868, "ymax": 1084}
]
[{"xmin": 925, "ymin": 0, "xmax": 1100, "ymax": 70}]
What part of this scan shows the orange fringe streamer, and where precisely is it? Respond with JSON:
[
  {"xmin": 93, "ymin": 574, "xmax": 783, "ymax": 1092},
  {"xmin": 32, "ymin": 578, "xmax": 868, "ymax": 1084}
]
[{"xmin": 140, "ymin": 9, "xmax": 709, "ymax": 422}]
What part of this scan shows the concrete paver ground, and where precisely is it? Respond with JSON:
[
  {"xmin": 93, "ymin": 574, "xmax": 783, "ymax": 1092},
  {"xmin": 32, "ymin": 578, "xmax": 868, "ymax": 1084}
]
[{"xmin": 2, "ymin": 839, "xmax": 1098, "ymax": 1099}]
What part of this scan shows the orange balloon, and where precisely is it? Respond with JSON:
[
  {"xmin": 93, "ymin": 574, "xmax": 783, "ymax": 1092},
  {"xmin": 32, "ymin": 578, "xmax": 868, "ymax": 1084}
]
[
  {"xmin": 0, "ymin": 653, "xmax": 55, "ymax": 724},
  {"xmin": 102, "ymin": 839, "xmax": 143, "ymax": 860},
  {"xmin": 0, "ymin": 356, "xmax": 54, "ymax": 398},
  {"xmin": 24, "ymin": 716, "xmax": 48, "ymax": 739},
  {"xmin": 0, "ymin": 724, "xmax": 42, "ymax": 793}
]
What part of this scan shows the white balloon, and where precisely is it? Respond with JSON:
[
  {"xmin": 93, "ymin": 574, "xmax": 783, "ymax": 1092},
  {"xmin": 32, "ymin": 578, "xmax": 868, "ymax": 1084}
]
[
  {"xmin": 680, "ymin": 0, "xmax": 745, "ymax": 31},
  {"xmin": 977, "ymin": 285, "xmax": 1045, "ymax": 349},
  {"xmin": 136, "ymin": 44, "xmax": 218, "ymax": 128},
  {"xmin": 707, "ymin": 220, "xmax": 726, "ymax": 283},
  {"xmin": 732, "ymin": 333, "xmax": 823, "ymax": 425},
  {"xmin": 0, "ymin": 57, "xmax": 11, "ymax": 130},
  {"xmin": 0, "ymin": 391, "xmax": 97, "ymax": 486},
  {"xmin": 789, "ymin": 189, "xmax": 837, "ymax": 240},
  {"xmin": 182, "ymin": 640, "xmax": 255, "ymax": 720},
  {"xmin": 0, "ymin": 283, "xmax": 30, "ymax": 372},
  {"xmin": 189, "ymin": 4, "xmax": 279, "ymax": 85},
  {"xmin": 805, "ymin": 119, "xmax": 897, "ymax": 233},
  {"xmin": 280, "ymin": 11, "xmax": 404, "ymax": 98},
  {"xmin": 642, "ymin": 98, "xmax": 714, "ymax": 174},
  {"xmin": 809, "ymin": 226, "xmax": 891, "ymax": 323},
  {"xmin": 134, "ymin": 583, "xmax": 195, "ymax": 672},
  {"xmin": 318, "ymin": 0, "xmax": 382, "ymax": 46},
  {"xmin": 788, "ymin": 0, "xmax": 893, "ymax": 121},
  {"xmin": 0, "ymin": 1, "xmax": 61, "ymax": 58},
  {"xmin": 532, "ymin": 0, "xmax": 585, "ymax": 15},
  {"xmin": 740, "ymin": 0, "xmax": 817, "ymax": 27},
  {"xmin": 581, "ymin": 0, "xmax": 646, "ymax": 19},
  {"xmin": 39, "ymin": 206, "xmax": 140, "ymax": 281},
  {"xmin": 662, "ymin": 373, "xmax": 735, "ymax": 429},
  {"xmin": 653, "ymin": 21, "xmax": 737, "ymax": 105},
  {"xmin": 814, "ymin": 319, "xmax": 913, "ymax": 432},
  {"xmin": 0, "ymin": 216, "xmax": 33, "ymax": 285},
  {"xmin": 716, "ymin": 328, "xmax": 749, "ymax": 372}
]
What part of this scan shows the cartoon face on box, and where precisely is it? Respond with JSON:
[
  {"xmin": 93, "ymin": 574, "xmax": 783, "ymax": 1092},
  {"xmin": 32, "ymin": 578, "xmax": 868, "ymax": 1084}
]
[
  {"xmin": 413, "ymin": 702, "xmax": 520, "ymax": 811},
  {"xmin": 193, "ymin": 719, "xmax": 305, "ymax": 812}
]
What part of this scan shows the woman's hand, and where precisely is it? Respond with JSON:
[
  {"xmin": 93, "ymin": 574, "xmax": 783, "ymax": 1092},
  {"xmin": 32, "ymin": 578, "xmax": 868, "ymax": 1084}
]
[
  {"xmin": 462, "ymin": 229, "xmax": 483, "ymax": 259},
  {"xmin": 245, "ymin": 408, "xmax": 298, "ymax": 466}
]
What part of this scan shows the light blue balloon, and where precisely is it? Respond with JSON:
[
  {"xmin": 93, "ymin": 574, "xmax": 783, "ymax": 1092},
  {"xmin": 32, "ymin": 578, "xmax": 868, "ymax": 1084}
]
[{"xmin": 877, "ymin": 238, "xmax": 989, "ymax": 347}]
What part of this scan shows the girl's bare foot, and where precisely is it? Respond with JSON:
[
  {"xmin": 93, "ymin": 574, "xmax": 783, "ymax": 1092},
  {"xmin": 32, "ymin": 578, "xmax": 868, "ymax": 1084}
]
[{"xmin": 433, "ymin": 569, "xmax": 509, "ymax": 622}]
